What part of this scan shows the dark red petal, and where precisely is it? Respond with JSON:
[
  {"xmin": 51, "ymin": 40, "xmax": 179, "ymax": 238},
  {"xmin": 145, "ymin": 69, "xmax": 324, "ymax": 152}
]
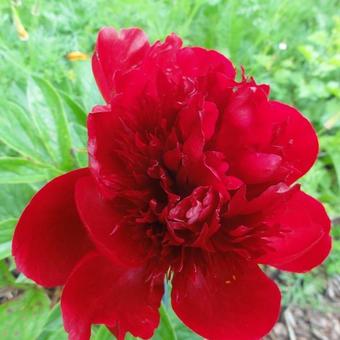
[
  {"xmin": 201, "ymin": 101, "xmax": 219, "ymax": 140},
  {"xmin": 234, "ymin": 151, "xmax": 282, "ymax": 184},
  {"xmin": 259, "ymin": 190, "xmax": 331, "ymax": 272},
  {"xmin": 12, "ymin": 169, "xmax": 93, "ymax": 287},
  {"xmin": 227, "ymin": 182, "xmax": 292, "ymax": 217},
  {"xmin": 88, "ymin": 108, "xmax": 130, "ymax": 199},
  {"xmin": 61, "ymin": 253, "xmax": 164, "ymax": 340},
  {"xmin": 87, "ymin": 108, "xmax": 116, "ymax": 181},
  {"xmin": 178, "ymin": 99, "xmax": 219, "ymax": 143},
  {"xmin": 275, "ymin": 234, "xmax": 332, "ymax": 272},
  {"xmin": 177, "ymin": 47, "xmax": 236, "ymax": 79},
  {"xmin": 75, "ymin": 175, "xmax": 152, "ymax": 266},
  {"xmin": 214, "ymin": 82, "xmax": 272, "ymax": 161},
  {"xmin": 214, "ymin": 83, "xmax": 318, "ymax": 186},
  {"xmin": 268, "ymin": 101, "xmax": 319, "ymax": 184},
  {"xmin": 92, "ymin": 27, "xmax": 150, "ymax": 102},
  {"xmin": 172, "ymin": 252, "xmax": 281, "ymax": 340}
]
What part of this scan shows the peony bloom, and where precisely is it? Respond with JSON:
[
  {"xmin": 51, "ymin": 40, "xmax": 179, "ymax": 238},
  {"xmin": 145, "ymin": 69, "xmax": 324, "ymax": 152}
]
[{"xmin": 12, "ymin": 28, "xmax": 331, "ymax": 340}]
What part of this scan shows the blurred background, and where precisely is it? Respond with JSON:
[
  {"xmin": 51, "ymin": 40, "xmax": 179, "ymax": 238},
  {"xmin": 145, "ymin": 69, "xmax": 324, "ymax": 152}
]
[{"xmin": 0, "ymin": 0, "xmax": 339, "ymax": 339}]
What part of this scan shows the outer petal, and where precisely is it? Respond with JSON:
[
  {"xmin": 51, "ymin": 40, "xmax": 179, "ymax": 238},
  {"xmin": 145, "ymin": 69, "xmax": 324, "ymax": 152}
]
[
  {"xmin": 87, "ymin": 108, "xmax": 134, "ymax": 200},
  {"xmin": 177, "ymin": 47, "xmax": 236, "ymax": 79},
  {"xmin": 172, "ymin": 251, "xmax": 281, "ymax": 340},
  {"xmin": 92, "ymin": 27, "xmax": 150, "ymax": 102},
  {"xmin": 12, "ymin": 169, "xmax": 93, "ymax": 287},
  {"xmin": 275, "ymin": 234, "xmax": 332, "ymax": 272},
  {"xmin": 214, "ymin": 81, "xmax": 272, "ymax": 160},
  {"xmin": 75, "ymin": 175, "xmax": 153, "ymax": 266},
  {"xmin": 214, "ymin": 82, "xmax": 318, "ymax": 186},
  {"xmin": 88, "ymin": 108, "xmax": 120, "ymax": 196},
  {"xmin": 61, "ymin": 253, "xmax": 164, "ymax": 340},
  {"xmin": 258, "ymin": 189, "xmax": 331, "ymax": 272},
  {"xmin": 267, "ymin": 101, "xmax": 319, "ymax": 184}
]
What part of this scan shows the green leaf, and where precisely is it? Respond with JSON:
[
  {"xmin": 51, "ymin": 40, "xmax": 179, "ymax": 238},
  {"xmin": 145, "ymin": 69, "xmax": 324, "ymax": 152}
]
[
  {"xmin": 90, "ymin": 326, "xmax": 137, "ymax": 339},
  {"xmin": 69, "ymin": 123, "xmax": 88, "ymax": 167},
  {"xmin": 0, "ymin": 260, "xmax": 15, "ymax": 286},
  {"xmin": 38, "ymin": 328, "xmax": 68, "ymax": 340},
  {"xmin": 152, "ymin": 304, "xmax": 177, "ymax": 340},
  {"xmin": 0, "ymin": 157, "xmax": 50, "ymax": 184},
  {"xmin": 0, "ymin": 100, "xmax": 50, "ymax": 163},
  {"xmin": 60, "ymin": 90, "xmax": 87, "ymax": 126},
  {"xmin": 0, "ymin": 218, "xmax": 16, "ymax": 244},
  {"xmin": 0, "ymin": 241, "xmax": 11, "ymax": 260},
  {"xmin": 0, "ymin": 184, "xmax": 35, "ymax": 221},
  {"xmin": 91, "ymin": 326, "xmax": 114, "ymax": 340},
  {"xmin": 37, "ymin": 303, "xmax": 68, "ymax": 340},
  {"xmin": 15, "ymin": 273, "xmax": 36, "ymax": 285},
  {"xmin": 320, "ymin": 133, "xmax": 340, "ymax": 188},
  {"xmin": 72, "ymin": 61, "xmax": 103, "ymax": 110},
  {"xmin": 27, "ymin": 76, "xmax": 74, "ymax": 170},
  {"xmin": 0, "ymin": 184, "xmax": 35, "ymax": 260},
  {"xmin": 0, "ymin": 288, "xmax": 50, "ymax": 340}
]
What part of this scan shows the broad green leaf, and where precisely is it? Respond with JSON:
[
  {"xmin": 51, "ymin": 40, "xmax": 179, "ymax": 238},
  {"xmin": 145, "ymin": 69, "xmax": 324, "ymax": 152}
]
[
  {"xmin": 69, "ymin": 123, "xmax": 88, "ymax": 167},
  {"xmin": 91, "ymin": 326, "xmax": 137, "ymax": 339},
  {"xmin": 152, "ymin": 304, "xmax": 177, "ymax": 340},
  {"xmin": 320, "ymin": 133, "xmax": 340, "ymax": 189},
  {"xmin": 0, "ymin": 100, "xmax": 50, "ymax": 162},
  {"xmin": 69, "ymin": 123, "xmax": 87, "ymax": 149},
  {"xmin": 0, "ymin": 260, "xmax": 15, "ymax": 286},
  {"xmin": 0, "ymin": 288, "xmax": 50, "ymax": 340},
  {"xmin": 72, "ymin": 61, "xmax": 103, "ymax": 110},
  {"xmin": 0, "ymin": 157, "xmax": 50, "ymax": 184},
  {"xmin": 0, "ymin": 184, "xmax": 35, "ymax": 221},
  {"xmin": 0, "ymin": 218, "xmax": 16, "ymax": 243},
  {"xmin": 15, "ymin": 273, "xmax": 35, "ymax": 285},
  {"xmin": 38, "ymin": 328, "xmax": 68, "ymax": 340},
  {"xmin": 37, "ymin": 303, "xmax": 68, "ymax": 340},
  {"xmin": 91, "ymin": 326, "xmax": 114, "ymax": 340},
  {"xmin": 0, "ymin": 241, "xmax": 11, "ymax": 260},
  {"xmin": 27, "ymin": 76, "xmax": 74, "ymax": 170},
  {"xmin": 60, "ymin": 90, "xmax": 87, "ymax": 126}
]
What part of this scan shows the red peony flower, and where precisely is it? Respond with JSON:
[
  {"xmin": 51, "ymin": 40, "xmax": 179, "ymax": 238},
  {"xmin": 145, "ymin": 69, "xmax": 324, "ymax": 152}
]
[{"xmin": 12, "ymin": 27, "xmax": 332, "ymax": 340}]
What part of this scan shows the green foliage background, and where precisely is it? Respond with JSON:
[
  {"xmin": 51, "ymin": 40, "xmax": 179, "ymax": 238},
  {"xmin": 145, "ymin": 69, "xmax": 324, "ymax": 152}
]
[{"xmin": 0, "ymin": 0, "xmax": 339, "ymax": 339}]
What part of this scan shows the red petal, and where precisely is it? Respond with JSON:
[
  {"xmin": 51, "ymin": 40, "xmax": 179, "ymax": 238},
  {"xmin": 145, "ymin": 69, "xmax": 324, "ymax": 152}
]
[
  {"xmin": 214, "ymin": 83, "xmax": 318, "ymax": 186},
  {"xmin": 92, "ymin": 27, "xmax": 150, "ymax": 102},
  {"xmin": 201, "ymin": 101, "xmax": 219, "ymax": 140},
  {"xmin": 75, "ymin": 175, "xmax": 153, "ymax": 266},
  {"xmin": 61, "ymin": 253, "xmax": 164, "ymax": 340},
  {"xmin": 88, "ymin": 108, "xmax": 131, "ymax": 199},
  {"xmin": 234, "ymin": 152, "xmax": 282, "ymax": 184},
  {"xmin": 12, "ymin": 169, "xmax": 93, "ymax": 287},
  {"xmin": 275, "ymin": 234, "xmax": 332, "ymax": 272},
  {"xmin": 177, "ymin": 47, "xmax": 236, "ymax": 79},
  {"xmin": 227, "ymin": 182, "xmax": 292, "ymax": 217},
  {"xmin": 268, "ymin": 101, "xmax": 319, "ymax": 184},
  {"xmin": 215, "ymin": 82, "xmax": 273, "ymax": 162},
  {"xmin": 258, "ymin": 190, "xmax": 331, "ymax": 272},
  {"xmin": 172, "ymin": 251, "xmax": 281, "ymax": 340}
]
